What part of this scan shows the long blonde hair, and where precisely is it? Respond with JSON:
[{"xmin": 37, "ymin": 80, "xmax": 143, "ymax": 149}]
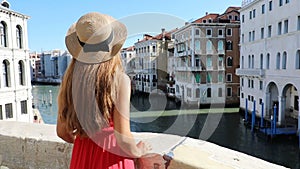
[{"xmin": 57, "ymin": 54, "xmax": 123, "ymax": 136}]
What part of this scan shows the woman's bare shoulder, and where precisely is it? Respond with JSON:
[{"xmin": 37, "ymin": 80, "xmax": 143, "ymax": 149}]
[{"xmin": 118, "ymin": 72, "xmax": 130, "ymax": 84}]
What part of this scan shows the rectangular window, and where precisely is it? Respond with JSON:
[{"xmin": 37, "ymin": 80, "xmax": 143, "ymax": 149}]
[
  {"xmin": 226, "ymin": 74, "xmax": 232, "ymax": 82},
  {"xmin": 253, "ymin": 9, "xmax": 256, "ymax": 18},
  {"xmin": 248, "ymin": 79, "xmax": 251, "ymax": 88},
  {"xmin": 259, "ymin": 81, "xmax": 263, "ymax": 90},
  {"xmin": 261, "ymin": 27, "xmax": 264, "ymax": 39},
  {"xmin": 279, "ymin": 0, "xmax": 283, "ymax": 6},
  {"xmin": 284, "ymin": 19, "xmax": 288, "ymax": 34},
  {"xmin": 286, "ymin": 0, "xmax": 289, "ymax": 3},
  {"xmin": 218, "ymin": 29, "xmax": 223, "ymax": 37},
  {"xmin": 262, "ymin": 4, "xmax": 265, "ymax": 14},
  {"xmin": 218, "ymin": 73, "xmax": 223, "ymax": 83},
  {"xmin": 218, "ymin": 55, "xmax": 224, "ymax": 68},
  {"xmin": 242, "ymin": 15, "xmax": 244, "ymax": 23},
  {"xmin": 227, "ymin": 28, "xmax": 232, "ymax": 36},
  {"xmin": 269, "ymin": 1, "xmax": 273, "ymax": 11},
  {"xmin": 298, "ymin": 16, "xmax": 300, "ymax": 31},
  {"xmin": 227, "ymin": 87, "xmax": 232, "ymax": 97},
  {"xmin": 241, "ymin": 78, "xmax": 244, "ymax": 87},
  {"xmin": 218, "ymin": 88, "xmax": 222, "ymax": 97},
  {"xmin": 195, "ymin": 56, "xmax": 201, "ymax": 67},
  {"xmin": 5, "ymin": 103, "xmax": 13, "ymax": 119},
  {"xmin": 249, "ymin": 32, "xmax": 252, "ymax": 42},
  {"xmin": 278, "ymin": 22, "xmax": 282, "ymax": 35},
  {"xmin": 249, "ymin": 11, "xmax": 252, "ymax": 19},
  {"xmin": 242, "ymin": 34, "xmax": 244, "ymax": 43},
  {"xmin": 207, "ymin": 88, "xmax": 212, "ymax": 98},
  {"xmin": 21, "ymin": 100, "xmax": 27, "ymax": 114},
  {"xmin": 206, "ymin": 29, "xmax": 212, "ymax": 37},
  {"xmin": 268, "ymin": 25, "xmax": 272, "ymax": 37},
  {"xmin": 206, "ymin": 56, "xmax": 212, "ymax": 68},
  {"xmin": 0, "ymin": 105, "xmax": 2, "ymax": 120},
  {"xmin": 251, "ymin": 80, "xmax": 254, "ymax": 88},
  {"xmin": 207, "ymin": 72, "xmax": 212, "ymax": 83},
  {"xmin": 187, "ymin": 88, "xmax": 191, "ymax": 97},
  {"xmin": 196, "ymin": 88, "xmax": 200, "ymax": 98},
  {"xmin": 252, "ymin": 31, "xmax": 255, "ymax": 41},
  {"xmin": 195, "ymin": 73, "xmax": 201, "ymax": 83},
  {"xmin": 195, "ymin": 29, "xmax": 200, "ymax": 35}
]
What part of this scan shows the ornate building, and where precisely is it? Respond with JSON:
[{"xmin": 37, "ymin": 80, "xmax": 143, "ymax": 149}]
[
  {"xmin": 237, "ymin": 0, "xmax": 300, "ymax": 126},
  {"xmin": 0, "ymin": 0, "xmax": 33, "ymax": 122},
  {"xmin": 173, "ymin": 7, "xmax": 241, "ymax": 107}
]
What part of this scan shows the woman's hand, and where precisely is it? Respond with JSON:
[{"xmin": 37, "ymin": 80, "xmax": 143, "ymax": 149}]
[
  {"xmin": 136, "ymin": 141, "xmax": 152, "ymax": 156},
  {"xmin": 137, "ymin": 153, "xmax": 165, "ymax": 169}
]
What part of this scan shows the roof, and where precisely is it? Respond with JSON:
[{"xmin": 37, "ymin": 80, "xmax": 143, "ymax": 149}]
[{"xmin": 192, "ymin": 6, "xmax": 241, "ymax": 24}]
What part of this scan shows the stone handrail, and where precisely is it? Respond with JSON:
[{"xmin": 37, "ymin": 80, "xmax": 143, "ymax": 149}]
[{"xmin": 0, "ymin": 121, "xmax": 289, "ymax": 169}]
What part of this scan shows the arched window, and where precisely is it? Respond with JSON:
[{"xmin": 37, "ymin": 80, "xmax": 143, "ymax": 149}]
[
  {"xmin": 195, "ymin": 40, "xmax": 200, "ymax": 51},
  {"xmin": 2, "ymin": 60, "xmax": 10, "ymax": 87},
  {"xmin": 296, "ymin": 50, "xmax": 300, "ymax": 69},
  {"xmin": 206, "ymin": 40, "xmax": 212, "ymax": 53},
  {"xmin": 227, "ymin": 56, "xmax": 233, "ymax": 67},
  {"xmin": 18, "ymin": 60, "xmax": 25, "ymax": 85},
  {"xmin": 260, "ymin": 54, "xmax": 264, "ymax": 69},
  {"xmin": 0, "ymin": 21, "xmax": 7, "ymax": 47},
  {"xmin": 16, "ymin": 25, "xmax": 23, "ymax": 49},
  {"xmin": 282, "ymin": 51, "xmax": 287, "ymax": 69},
  {"xmin": 226, "ymin": 41, "xmax": 233, "ymax": 50},
  {"xmin": 218, "ymin": 40, "xmax": 224, "ymax": 52},
  {"xmin": 276, "ymin": 52, "xmax": 281, "ymax": 69},
  {"xmin": 266, "ymin": 53, "xmax": 270, "ymax": 69}
]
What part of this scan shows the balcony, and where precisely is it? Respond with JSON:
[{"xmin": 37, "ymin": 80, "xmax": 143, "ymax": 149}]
[{"xmin": 236, "ymin": 68, "xmax": 265, "ymax": 77}]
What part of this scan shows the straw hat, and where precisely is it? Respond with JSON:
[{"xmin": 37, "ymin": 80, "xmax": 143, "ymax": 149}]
[{"xmin": 65, "ymin": 12, "xmax": 127, "ymax": 64}]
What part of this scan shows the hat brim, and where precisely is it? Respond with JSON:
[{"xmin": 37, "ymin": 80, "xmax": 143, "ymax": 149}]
[{"xmin": 65, "ymin": 17, "xmax": 127, "ymax": 64}]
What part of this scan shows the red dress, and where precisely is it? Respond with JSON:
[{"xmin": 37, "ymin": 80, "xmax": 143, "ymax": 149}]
[{"xmin": 69, "ymin": 122, "xmax": 136, "ymax": 169}]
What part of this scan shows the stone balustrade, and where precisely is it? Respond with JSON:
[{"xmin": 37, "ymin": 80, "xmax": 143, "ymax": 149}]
[{"xmin": 0, "ymin": 121, "xmax": 289, "ymax": 169}]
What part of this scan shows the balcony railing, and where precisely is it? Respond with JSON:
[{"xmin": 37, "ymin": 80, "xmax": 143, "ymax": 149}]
[{"xmin": 236, "ymin": 68, "xmax": 265, "ymax": 77}]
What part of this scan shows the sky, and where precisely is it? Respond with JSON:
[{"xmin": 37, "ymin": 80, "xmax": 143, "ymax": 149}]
[{"xmin": 8, "ymin": 0, "xmax": 242, "ymax": 53}]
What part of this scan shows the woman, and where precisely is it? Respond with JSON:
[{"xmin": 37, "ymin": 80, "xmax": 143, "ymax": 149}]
[{"xmin": 56, "ymin": 12, "xmax": 158, "ymax": 168}]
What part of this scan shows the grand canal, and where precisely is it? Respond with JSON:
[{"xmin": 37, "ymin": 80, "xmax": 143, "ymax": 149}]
[{"xmin": 32, "ymin": 85, "xmax": 300, "ymax": 169}]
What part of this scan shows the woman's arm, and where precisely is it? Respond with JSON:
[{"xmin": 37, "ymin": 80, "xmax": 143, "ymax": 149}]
[
  {"xmin": 56, "ymin": 114, "xmax": 75, "ymax": 143},
  {"xmin": 113, "ymin": 73, "xmax": 150, "ymax": 158}
]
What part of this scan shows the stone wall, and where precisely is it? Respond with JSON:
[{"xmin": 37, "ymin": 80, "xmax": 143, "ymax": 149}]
[{"xmin": 0, "ymin": 121, "xmax": 289, "ymax": 169}]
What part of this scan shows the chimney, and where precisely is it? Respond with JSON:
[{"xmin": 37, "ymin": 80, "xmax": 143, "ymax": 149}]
[
  {"xmin": 206, "ymin": 12, "xmax": 208, "ymax": 15},
  {"xmin": 161, "ymin": 28, "xmax": 165, "ymax": 41}
]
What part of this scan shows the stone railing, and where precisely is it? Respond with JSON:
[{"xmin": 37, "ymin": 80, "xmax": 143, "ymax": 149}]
[{"xmin": 0, "ymin": 121, "xmax": 289, "ymax": 169}]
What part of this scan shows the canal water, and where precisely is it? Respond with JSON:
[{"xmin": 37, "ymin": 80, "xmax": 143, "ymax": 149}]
[{"xmin": 32, "ymin": 85, "xmax": 300, "ymax": 169}]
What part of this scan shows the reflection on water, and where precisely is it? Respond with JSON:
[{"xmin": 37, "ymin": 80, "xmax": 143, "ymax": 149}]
[{"xmin": 32, "ymin": 85, "xmax": 300, "ymax": 169}]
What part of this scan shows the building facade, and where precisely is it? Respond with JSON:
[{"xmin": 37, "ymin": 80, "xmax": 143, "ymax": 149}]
[
  {"xmin": 0, "ymin": 0, "xmax": 33, "ymax": 122},
  {"xmin": 237, "ymin": 0, "xmax": 300, "ymax": 126},
  {"xmin": 133, "ymin": 29, "xmax": 172, "ymax": 94},
  {"xmin": 34, "ymin": 50, "xmax": 71, "ymax": 84},
  {"xmin": 173, "ymin": 7, "xmax": 241, "ymax": 107}
]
